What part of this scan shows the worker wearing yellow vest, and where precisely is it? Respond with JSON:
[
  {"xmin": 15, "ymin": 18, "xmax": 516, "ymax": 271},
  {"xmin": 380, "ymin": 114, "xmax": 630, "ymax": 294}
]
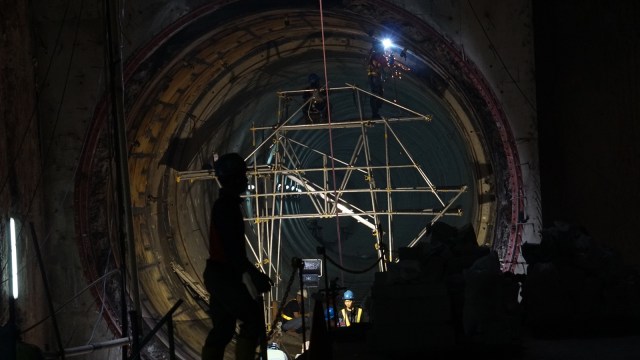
[{"xmin": 339, "ymin": 290, "xmax": 363, "ymax": 327}]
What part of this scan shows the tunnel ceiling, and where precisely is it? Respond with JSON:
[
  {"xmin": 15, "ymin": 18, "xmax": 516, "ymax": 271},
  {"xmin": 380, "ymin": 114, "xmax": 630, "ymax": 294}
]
[{"xmin": 75, "ymin": 1, "xmax": 523, "ymax": 357}]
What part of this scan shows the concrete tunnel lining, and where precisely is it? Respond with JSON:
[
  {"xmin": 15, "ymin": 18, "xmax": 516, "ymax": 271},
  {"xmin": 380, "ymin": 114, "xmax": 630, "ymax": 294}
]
[{"xmin": 74, "ymin": 2, "xmax": 525, "ymax": 357}]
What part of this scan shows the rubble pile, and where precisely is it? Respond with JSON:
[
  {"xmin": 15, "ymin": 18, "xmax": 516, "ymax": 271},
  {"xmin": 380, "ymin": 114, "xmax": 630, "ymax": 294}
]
[
  {"xmin": 369, "ymin": 222, "xmax": 521, "ymax": 357},
  {"xmin": 521, "ymin": 222, "xmax": 640, "ymax": 338},
  {"xmin": 364, "ymin": 221, "xmax": 640, "ymax": 358}
]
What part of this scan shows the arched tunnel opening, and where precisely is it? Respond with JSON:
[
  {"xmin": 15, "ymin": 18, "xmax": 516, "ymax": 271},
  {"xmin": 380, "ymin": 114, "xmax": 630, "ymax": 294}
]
[{"xmin": 75, "ymin": 2, "xmax": 523, "ymax": 358}]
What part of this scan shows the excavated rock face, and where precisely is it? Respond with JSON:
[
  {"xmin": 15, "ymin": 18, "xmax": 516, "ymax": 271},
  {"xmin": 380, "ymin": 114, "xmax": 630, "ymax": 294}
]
[{"xmin": 0, "ymin": 0, "xmax": 47, "ymax": 348}]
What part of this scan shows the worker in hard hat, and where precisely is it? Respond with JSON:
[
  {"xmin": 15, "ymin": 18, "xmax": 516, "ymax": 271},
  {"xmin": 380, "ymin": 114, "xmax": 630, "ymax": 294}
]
[
  {"xmin": 367, "ymin": 40, "xmax": 389, "ymax": 119},
  {"xmin": 339, "ymin": 290, "xmax": 363, "ymax": 327},
  {"xmin": 281, "ymin": 288, "xmax": 309, "ymax": 333},
  {"xmin": 302, "ymin": 73, "xmax": 327, "ymax": 124},
  {"xmin": 202, "ymin": 153, "xmax": 272, "ymax": 360}
]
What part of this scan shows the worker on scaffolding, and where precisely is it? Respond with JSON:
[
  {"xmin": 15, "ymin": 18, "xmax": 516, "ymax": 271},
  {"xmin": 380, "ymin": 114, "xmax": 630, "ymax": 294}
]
[
  {"xmin": 302, "ymin": 73, "xmax": 327, "ymax": 124},
  {"xmin": 339, "ymin": 290, "xmax": 363, "ymax": 327},
  {"xmin": 367, "ymin": 40, "xmax": 389, "ymax": 119},
  {"xmin": 281, "ymin": 289, "xmax": 309, "ymax": 333},
  {"xmin": 202, "ymin": 153, "xmax": 273, "ymax": 360}
]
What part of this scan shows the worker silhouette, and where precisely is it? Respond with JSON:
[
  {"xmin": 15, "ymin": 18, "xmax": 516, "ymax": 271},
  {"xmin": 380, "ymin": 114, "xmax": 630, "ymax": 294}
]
[
  {"xmin": 339, "ymin": 290, "xmax": 363, "ymax": 327},
  {"xmin": 202, "ymin": 153, "xmax": 272, "ymax": 360},
  {"xmin": 302, "ymin": 73, "xmax": 327, "ymax": 124},
  {"xmin": 367, "ymin": 41, "xmax": 389, "ymax": 119}
]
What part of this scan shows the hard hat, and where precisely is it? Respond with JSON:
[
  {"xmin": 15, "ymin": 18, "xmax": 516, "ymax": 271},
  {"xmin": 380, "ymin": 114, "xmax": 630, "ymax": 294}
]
[
  {"xmin": 343, "ymin": 290, "xmax": 354, "ymax": 300},
  {"xmin": 324, "ymin": 306, "xmax": 335, "ymax": 320},
  {"xmin": 297, "ymin": 289, "xmax": 308, "ymax": 298},
  {"xmin": 214, "ymin": 153, "xmax": 246, "ymax": 178}
]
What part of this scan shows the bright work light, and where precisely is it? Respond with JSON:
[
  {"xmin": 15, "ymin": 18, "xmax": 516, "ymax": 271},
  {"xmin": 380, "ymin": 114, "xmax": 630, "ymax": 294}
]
[
  {"xmin": 382, "ymin": 38, "xmax": 393, "ymax": 49},
  {"xmin": 10, "ymin": 218, "xmax": 18, "ymax": 299}
]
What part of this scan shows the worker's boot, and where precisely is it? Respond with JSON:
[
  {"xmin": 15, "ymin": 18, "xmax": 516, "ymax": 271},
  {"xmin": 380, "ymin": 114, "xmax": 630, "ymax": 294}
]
[
  {"xmin": 201, "ymin": 345, "xmax": 224, "ymax": 360},
  {"xmin": 234, "ymin": 337, "xmax": 257, "ymax": 360}
]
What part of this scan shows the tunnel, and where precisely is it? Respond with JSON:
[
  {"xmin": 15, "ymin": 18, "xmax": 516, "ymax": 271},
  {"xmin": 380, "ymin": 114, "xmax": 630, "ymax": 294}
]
[
  {"xmin": 6, "ymin": 0, "xmax": 640, "ymax": 359},
  {"xmin": 72, "ymin": 1, "xmax": 528, "ymax": 357}
]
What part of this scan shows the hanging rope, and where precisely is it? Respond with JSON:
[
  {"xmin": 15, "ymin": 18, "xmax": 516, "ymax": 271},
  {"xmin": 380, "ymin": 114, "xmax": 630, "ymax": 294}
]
[{"xmin": 318, "ymin": 0, "xmax": 346, "ymax": 281}]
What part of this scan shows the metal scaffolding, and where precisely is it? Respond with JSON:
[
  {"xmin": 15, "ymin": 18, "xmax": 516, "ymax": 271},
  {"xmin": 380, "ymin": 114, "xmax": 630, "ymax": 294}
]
[{"xmin": 175, "ymin": 84, "xmax": 467, "ymax": 327}]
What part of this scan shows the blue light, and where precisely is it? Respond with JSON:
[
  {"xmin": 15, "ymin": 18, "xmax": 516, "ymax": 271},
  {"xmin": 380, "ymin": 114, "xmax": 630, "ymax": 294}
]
[{"xmin": 382, "ymin": 38, "xmax": 393, "ymax": 50}]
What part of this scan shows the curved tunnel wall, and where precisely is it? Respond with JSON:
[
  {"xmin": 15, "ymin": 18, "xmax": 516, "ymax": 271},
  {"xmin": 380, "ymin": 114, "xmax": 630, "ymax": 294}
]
[{"xmin": 75, "ymin": 1, "xmax": 528, "ymax": 357}]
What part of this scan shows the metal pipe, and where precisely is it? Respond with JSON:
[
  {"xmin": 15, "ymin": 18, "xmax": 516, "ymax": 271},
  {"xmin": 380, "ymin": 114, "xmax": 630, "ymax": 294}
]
[
  {"xmin": 131, "ymin": 299, "xmax": 184, "ymax": 360},
  {"xmin": 104, "ymin": 0, "xmax": 143, "ymax": 348},
  {"xmin": 249, "ymin": 116, "xmax": 428, "ymax": 131},
  {"xmin": 44, "ymin": 337, "xmax": 132, "ymax": 358},
  {"xmin": 296, "ymin": 259, "xmax": 307, "ymax": 352},
  {"xmin": 345, "ymin": 83, "xmax": 432, "ymax": 120},
  {"xmin": 29, "ymin": 223, "xmax": 65, "ymax": 359},
  {"xmin": 407, "ymin": 185, "xmax": 468, "ymax": 247}
]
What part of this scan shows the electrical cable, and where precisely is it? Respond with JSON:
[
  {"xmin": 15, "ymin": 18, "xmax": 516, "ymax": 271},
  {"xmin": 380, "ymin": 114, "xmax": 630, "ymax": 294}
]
[
  {"xmin": 0, "ymin": 250, "xmax": 8, "ymax": 285},
  {"xmin": 7, "ymin": 0, "xmax": 119, "ymax": 334},
  {"xmin": 12, "ymin": 0, "xmax": 87, "ymax": 302},
  {"xmin": 325, "ymin": 254, "xmax": 382, "ymax": 274},
  {"xmin": 13, "ymin": 0, "xmax": 109, "ymax": 333},
  {"xmin": 86, "ymin": 248, "xmax": 113, "ymax": 344},
  {"xmin": 0, "ymin": 0, "xmax": 73, "ymax": 198},
  {"xmin": 20, "ymin": 269, "xmax": 120, "ymax": 335}
]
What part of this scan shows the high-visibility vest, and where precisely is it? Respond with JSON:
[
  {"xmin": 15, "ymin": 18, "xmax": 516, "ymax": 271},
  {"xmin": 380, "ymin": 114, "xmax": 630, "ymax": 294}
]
[
  {"xmin": 340, "ymin": 307, "xmax": 362, "ymax": 327},
  {"xmin": 281, "ymin": 299, "xmax": 298, "ymax": 321}
]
